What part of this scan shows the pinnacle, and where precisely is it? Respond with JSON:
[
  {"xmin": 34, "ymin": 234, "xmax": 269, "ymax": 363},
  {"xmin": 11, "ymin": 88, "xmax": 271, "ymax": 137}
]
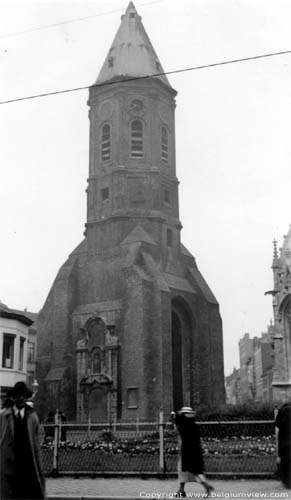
[{"xmin": 94, "ymin": 2, "xmax": 172, "ymax": 88}]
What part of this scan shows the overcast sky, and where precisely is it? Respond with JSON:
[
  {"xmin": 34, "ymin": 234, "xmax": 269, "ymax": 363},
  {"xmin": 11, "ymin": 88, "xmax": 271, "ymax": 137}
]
[{"xmin": 0, "ymin": 0, "xmax": 290, "ymax": 375}]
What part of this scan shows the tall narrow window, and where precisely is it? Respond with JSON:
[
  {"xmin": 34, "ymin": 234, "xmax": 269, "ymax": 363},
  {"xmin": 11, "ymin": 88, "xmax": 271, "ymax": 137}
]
[
  {"xmin": 161, "ymin": 126, "xmax": 169, "ymax": 163},
  {"xmin": 131, "ymin": 120, "xmax": 143, "ymax": 158},
  {"xmin": 2, "ymin": 334, "xmax": 15, "ymax": 369},
  {"xmin": 101, "ymin": 124, "xmax": 111, "ymax": 161},
  {"xmin": 28, "ymin": 341, "xmax": 35, "ymax": 362},
  {"xmin": 167, "ymin": 228, "xmax": 173, "ymax": 246},
  {"xmin": 19, "ymin": 337, "xmax": 25, "ymax": 370}
]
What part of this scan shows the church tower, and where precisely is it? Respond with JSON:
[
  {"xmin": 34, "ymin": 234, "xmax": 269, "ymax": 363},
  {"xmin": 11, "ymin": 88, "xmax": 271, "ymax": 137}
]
[{"xmin": 36, "ymin": 2, "xmax": 225, "ymax": 421}]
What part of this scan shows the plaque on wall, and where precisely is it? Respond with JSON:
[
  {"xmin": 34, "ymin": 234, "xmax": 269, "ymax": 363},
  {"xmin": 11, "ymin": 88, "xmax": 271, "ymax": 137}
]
[{"xmin": 129, "ymin": 178, "xmax": 147, "ymax": 204}]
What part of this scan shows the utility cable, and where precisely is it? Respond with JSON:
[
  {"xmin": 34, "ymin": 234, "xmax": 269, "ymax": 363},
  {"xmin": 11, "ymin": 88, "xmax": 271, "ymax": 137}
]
[
  {"xmin": 0, "ymin": 1, "xmax": 162, "ymax": 40},
  {"xmin": 0, "ymin": 49, "xmax": 290, "ymax": 105}
]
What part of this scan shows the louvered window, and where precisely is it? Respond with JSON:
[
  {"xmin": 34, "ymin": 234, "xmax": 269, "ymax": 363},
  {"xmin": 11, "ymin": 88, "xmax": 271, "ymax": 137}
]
[
  {"xmin": 131, "ymin": 120, "xmax": 143, "ymax": 158},
  {"xmin": 101, "ymin": 124, "xmax": 111, "ymax": 161},
  {"xmin": 161, "ymin": 126, "xmax": 169, "ymax": 163}
]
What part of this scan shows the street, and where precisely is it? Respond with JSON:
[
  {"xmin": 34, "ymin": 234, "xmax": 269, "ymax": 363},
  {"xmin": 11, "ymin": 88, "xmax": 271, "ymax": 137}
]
[{"xmin": 47, "ymin": 477, "xmax": 291, "ymax": 499}]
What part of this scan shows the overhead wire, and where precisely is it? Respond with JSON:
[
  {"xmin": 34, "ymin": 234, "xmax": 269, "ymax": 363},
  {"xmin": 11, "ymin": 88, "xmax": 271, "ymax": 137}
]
[
  {"xmin": 0, "ymin": 0, "xmax": 162, "ymax": 39},
  {"xmin": 0, "ymin": 49, "xmax": 290, "ymax": 106}
]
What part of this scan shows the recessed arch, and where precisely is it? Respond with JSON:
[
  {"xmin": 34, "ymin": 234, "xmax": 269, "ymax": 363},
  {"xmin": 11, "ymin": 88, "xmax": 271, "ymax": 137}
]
[{"xmin": 171, "ymin": 297, "xmax": 196, "ymax": 411}]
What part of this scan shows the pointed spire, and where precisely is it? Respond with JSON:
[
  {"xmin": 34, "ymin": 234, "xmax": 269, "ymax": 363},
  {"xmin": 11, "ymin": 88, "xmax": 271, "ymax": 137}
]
[
  {"xmin": 95, "ymin": 2, "xmax": 172, "ymax": 88},
  {"xmin": 272, "ymin": 238, "xmax": 279, "ymax": 268}
]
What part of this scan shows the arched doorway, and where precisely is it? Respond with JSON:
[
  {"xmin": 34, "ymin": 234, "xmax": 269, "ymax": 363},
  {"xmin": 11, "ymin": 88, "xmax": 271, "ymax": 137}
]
[
  {"xmin": 88, "ymin": 386, "xmax": 108, "ymax": 422},
  {"xmin": 171, "ymin": 298, "xmax": 194, "ymax": 412}
]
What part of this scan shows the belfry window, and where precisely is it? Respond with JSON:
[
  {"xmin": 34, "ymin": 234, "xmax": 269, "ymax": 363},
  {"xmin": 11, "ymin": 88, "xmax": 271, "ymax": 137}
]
[
  {"xmin": 161, "ymin": 126, "xmax": 169, "ymax": 163},
  {"xmin": 101, "ymin": 124, "xmax": 111, "ymax": 161},
  {"xmin": 131, "ymin": 120, "xmax": 143, "ymax": 158}
]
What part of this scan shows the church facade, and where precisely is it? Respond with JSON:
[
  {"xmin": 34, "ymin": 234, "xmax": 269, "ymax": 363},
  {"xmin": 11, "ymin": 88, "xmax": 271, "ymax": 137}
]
[
  {"xmin": 271, "ymin": 226, "xmax": 291, "ymax": 402},
  {"xmin": 36, "ymin": 2, "xmax": 225, "ymax": 422}
]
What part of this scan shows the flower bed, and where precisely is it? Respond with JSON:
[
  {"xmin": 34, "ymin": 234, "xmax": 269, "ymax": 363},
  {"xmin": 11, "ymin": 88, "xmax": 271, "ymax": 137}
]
[{"xmin": 40, "ymin": 429, "xmax": 277, "ymax": 475}]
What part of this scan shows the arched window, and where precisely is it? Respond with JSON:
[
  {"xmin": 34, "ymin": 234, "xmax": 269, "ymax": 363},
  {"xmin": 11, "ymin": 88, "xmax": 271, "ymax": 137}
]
[
  {"xmin": 161, "ymin": 126, "xmax": 168, "ymax": 163},
  {"xmin": 131, "ymin": 120, "xmax": 143, "ymax": 158},
  {"xmin": 101, "ymin": 124, "xmax": 111, "ymax": 161}
]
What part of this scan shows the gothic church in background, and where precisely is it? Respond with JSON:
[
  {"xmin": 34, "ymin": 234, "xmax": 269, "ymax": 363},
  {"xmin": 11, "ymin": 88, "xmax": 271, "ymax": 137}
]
[{"xmin": 36, "ymin": 2, "xmax": 225, "ymax": 421}]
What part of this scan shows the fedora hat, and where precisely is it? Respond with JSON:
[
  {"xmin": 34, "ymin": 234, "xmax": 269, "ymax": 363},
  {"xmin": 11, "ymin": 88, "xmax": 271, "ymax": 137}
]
[{"xmin": 10, "ymin": 381, "xmax": 33, "ymax": 398}]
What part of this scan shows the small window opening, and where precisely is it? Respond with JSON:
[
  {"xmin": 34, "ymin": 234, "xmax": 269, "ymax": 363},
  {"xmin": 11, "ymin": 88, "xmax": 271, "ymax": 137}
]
[
  {"xmin": 164, "ymin": 189, "xmax": 170, "ymax": 204},
  {"xmin": 167, "ymin": 228, "xmax": 173, "ymax": 247},
  {"xmin": 101, "ymin": 124, "xmax": 111, "ymax": 161},
  {"xmin": 19, "ymin": 337, "xmax": 25, "ymax": 371},
  {"xmin": 161, "ymin": 126, "xmax": 169, "ymax": 163},
  {"xmin": 101, "ymin": 187, "xmax": 109, "ymax": 201},
  {"xmin": 131, "ymin": 120, "xmax": 143, "ymax": 158}
]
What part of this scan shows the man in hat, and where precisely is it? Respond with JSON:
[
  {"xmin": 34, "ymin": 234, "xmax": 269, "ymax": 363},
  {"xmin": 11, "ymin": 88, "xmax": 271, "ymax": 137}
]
[
  {"xmin": 173, "ymin": 406, "xmax": 214, "ymax": 497},
  {"xmin": 0, "ymin": 381, "xmax": 46, "ymax": 499}
]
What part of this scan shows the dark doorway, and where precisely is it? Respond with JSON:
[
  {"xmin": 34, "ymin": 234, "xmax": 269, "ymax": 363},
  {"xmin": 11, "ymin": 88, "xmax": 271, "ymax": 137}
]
[
  {"xmin": 172, "ymin": 311, "xmax": 183, "ymax": 411},
  {"xmin": 88, "ymin": 387, "xmax": 107, "ymax": 422}
]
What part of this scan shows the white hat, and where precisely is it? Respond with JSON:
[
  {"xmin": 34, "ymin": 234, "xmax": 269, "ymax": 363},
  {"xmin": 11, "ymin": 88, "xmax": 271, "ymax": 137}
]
[{"xmin": 180, "ymin": 406, "xmax": 194, "ymax": 413}]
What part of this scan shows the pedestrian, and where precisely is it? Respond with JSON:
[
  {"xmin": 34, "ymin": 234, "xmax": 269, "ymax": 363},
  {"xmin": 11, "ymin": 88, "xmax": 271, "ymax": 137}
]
[
  {"xmin": 0, "ymin": 381, "xmax": 46, "ymax": 499},
  {"xmin": 173, "ymin": 406, "xmax": 214, "ymax": 497},
  {"xmin": 275, "ymin": 401, "xmax": 291, "ymax": 489}
]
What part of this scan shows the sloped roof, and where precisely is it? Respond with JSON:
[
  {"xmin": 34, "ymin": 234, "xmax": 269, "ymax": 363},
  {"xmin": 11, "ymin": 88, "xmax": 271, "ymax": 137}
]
[
  {"xmin": 188, "ymin": 268, "xmax": 218, "ymax": 304},
  {"xmin": 121, "ymin": 224, "xmax": 157, "ymax": 246},
  {"xmin": 12, "ymin": 309, "xmax": 37, "ymax": 323},
  {"xmin": 0, "ymin": 303, "xmax": 34, "ymax": 326},
  {"xmin": 163, "ymin": 273, "xmax": 196, "ymax": 293},
  {"xmin": 95, "ymin": 2, "xmax": 172, "ymax": 88}
]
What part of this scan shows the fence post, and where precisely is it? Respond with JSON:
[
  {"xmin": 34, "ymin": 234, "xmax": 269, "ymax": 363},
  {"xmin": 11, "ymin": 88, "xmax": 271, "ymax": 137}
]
[
  {"xmin": 52, "ymin": 409, "xmax": 59, "ymax": 475},
  {"xmin": 88, "ymin": 412, "xmax": 92, "ymax": 441},
  {"xmin": 159, "ymin": 407, "xmax": 165, "ymax": 473},
  {"xmin": 274, "ymin": 405, "xmax": 279, "ymax": 469}
]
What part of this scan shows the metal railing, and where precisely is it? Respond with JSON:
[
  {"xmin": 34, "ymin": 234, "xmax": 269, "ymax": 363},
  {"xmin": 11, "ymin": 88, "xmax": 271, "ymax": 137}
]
[{"xmin": 40, "ymin": 412, "xmax": 277, "ymax": 477}]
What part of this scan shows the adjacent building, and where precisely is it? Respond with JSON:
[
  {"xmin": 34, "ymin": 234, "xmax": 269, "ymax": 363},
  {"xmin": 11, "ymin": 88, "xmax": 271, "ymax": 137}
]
[
  {"xmin": 229, "ymin": 323, "xmax": 275, "ymax": 404},
  {"xmin": 225, "ymin": 367, "xmax": 240, "ymax": 405},
  {"xmin": 36, "ymin": 2, "xmax": 225, "ymax": 422},
  {"xmin": 0, "ymin": 301, "xmax": 37, "ymax": 407}
]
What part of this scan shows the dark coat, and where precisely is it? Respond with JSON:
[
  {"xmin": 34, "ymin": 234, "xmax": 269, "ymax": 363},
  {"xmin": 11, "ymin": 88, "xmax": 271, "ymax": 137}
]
[
  {"xmin": 0, "ymin": 405, "xmax": 46, "ymax": 499},
  {"xmin": 275, "ymin": 402, "xmax": 291, "ymax": 458},
  {"xmin": 176, "ymin": 413, "xmax": 204, "ymax": 474},
  {"xmin": 275, "ymin": 402, "xmax": 291, "ymax": 488}
]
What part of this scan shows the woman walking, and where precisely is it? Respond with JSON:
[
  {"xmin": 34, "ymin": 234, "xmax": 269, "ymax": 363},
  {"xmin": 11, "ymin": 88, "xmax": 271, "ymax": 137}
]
[{"xmin": 173, "ymin": 406, "xmax": 213, "ymax": 497}]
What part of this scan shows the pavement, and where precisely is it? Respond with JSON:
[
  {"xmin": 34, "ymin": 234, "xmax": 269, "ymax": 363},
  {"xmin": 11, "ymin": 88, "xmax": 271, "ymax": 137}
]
[{"xmin": 47, "ymin": 477, "xmax": 291, "ymax": 500}]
